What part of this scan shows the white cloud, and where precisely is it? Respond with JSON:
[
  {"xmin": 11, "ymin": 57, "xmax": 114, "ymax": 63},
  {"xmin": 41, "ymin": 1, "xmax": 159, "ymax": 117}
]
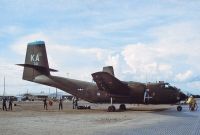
[
  {"xmin": 0, "ymin": 26, "xmax": 23, "ymax": 37},
  {"xmin": 158, "ymin": 64, "xmax": 172, "ymax": 73},
  {"xmin": 120, "ymin": 21, "xmax": 200, "ymax": 86},
  {"xmin": 175, "ymin": 70, "xmax": 193, "ymax": 82},
  {"xmin": 79, "ymin": 48, "xmax": 107, "ymax": 60},
  {"xmin": 0, "ymin": 57, "xmax": 39, "ymax": 95},
  {"xmin": 122, "ymin": 43, "xmax": 155, "ymax": 72},
  {"xmin": 11, "ymin": 33, "xmax": 50, "ymax": 55},
  {"xmin": 187, "ymin": 81, "xmax": 200, "ymax": 91},
  {"xmin": 105, "ymin": 54, "xmax": 120, "ymax": 70},
  {"xmin": 121, "ymin": 43, "xmax": 174, "ymax": 81}
]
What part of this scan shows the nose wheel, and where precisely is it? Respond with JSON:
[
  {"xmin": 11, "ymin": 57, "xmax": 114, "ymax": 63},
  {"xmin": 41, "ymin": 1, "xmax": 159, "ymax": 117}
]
[{"xmin": 177, "ymin": 105, "xmax": 182, "ymax": 112}]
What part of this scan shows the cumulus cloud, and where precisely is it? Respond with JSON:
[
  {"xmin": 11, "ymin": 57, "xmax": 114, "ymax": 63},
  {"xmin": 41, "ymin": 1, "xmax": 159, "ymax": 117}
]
[
  {"xmin": 175, "ymin": 70, "xmax": 193, "ymax": 82},
  {"xmin": 105, "ymin": 54, "xmax": 120, "ymax": 69},
  {"xmin": 120, "ymin": 21, "xmax": 200, "ymax": 90},
  {"xmin": 121, "ymin": 43, "xmax": 174, "ymax": 81}
]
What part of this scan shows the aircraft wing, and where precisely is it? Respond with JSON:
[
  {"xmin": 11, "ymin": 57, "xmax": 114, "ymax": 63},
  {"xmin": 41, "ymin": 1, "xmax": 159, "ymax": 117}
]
[{"xmin": 92, "ymin": 72, "xmax": 130, "ymax": 95}]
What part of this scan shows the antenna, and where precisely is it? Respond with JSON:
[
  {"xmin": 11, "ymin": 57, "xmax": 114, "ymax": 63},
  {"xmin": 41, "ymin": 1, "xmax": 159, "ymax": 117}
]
[
  {"xmin": 56, "ymin": 88, "xmax": 57, "ymax": 99},
  {"xmin": 145, "ymin": 72, "xmax": 147, "ymax": 84}
]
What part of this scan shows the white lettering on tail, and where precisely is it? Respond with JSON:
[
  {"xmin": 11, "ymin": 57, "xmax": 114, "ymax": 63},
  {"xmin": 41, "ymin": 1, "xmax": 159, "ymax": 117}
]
[
  {"xmin": 30, "ymin": 54, "xmax": 40, "ymax": 62},
  {"xmin": 30, "ymin": 54, "xmax": 40, "ymax": 65}
]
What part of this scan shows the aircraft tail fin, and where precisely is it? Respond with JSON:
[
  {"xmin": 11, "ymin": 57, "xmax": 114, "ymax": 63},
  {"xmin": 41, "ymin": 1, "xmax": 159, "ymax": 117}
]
[
  {"xmin": 17, "ymin": 41, "xmax": 57, "ymax": 81},
  {"xmin": 102, "ymin": 66, "xmax": 115, "ymax": 76}
]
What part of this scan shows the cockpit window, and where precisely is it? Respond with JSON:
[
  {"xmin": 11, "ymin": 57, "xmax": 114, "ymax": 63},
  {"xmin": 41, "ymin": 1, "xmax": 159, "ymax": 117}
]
[{"xmin": 165, "ymin": 84, "xmax": 169, "ymax": 88}]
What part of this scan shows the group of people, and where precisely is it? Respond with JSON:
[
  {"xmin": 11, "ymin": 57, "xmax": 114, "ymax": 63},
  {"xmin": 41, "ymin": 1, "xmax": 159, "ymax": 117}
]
[
  {"xmin": 43, "ymin": 97, "xmax": 78, "ymax": 110},
  {"xmin": 43, "ymin": 97, "xmax": 64, "ymax": 110},
  {"xmin": 2, "ymin": 97, "xmax": 13, "ymax": 111}
]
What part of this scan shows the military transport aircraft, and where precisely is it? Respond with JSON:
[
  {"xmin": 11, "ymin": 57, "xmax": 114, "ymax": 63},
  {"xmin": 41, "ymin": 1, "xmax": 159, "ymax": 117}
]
[{"xmin": 17, "ymin": 41, "xmax": 187, "ymax": 112}]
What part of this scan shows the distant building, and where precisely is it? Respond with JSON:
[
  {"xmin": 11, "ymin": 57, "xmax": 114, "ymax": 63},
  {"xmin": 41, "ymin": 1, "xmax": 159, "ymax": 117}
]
[
  {"xmin": 31, "ymin": 93, "xmax": 49, "ymax": 101},
  {"xmin": 16, "ymin": 96, "xmax": 22, "ymax": 102},
  {"xmin": 48, "ymin": 92, "xmax": 72, "ymax": 100},
  {"xmin": 19, "ymin": 93, "xmax": 48, "ymax": 101},
  {"xmin": 17, "ymin": 92, "xmax": 72, "ymax": 101},
  {"xmin": 0, "ymin": 95, "xmax": 17, "ymax": 101}
]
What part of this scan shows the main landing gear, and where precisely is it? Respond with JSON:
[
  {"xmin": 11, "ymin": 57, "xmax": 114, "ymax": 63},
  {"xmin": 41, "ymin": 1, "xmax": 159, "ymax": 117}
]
[
  {"xmin": 108, "ymin": 105, "xmax": 116, "ymax": 112},
  {"xmin": 107, "ymin": 97, "xmax": 115, "ymax": 112},
  {"xmin": 107, "ymin": 97, "xmax": 126, "ymax": 112},
  {"xmin": 119, "ymin": 104, "xmax": 126, "ymax": 111}
]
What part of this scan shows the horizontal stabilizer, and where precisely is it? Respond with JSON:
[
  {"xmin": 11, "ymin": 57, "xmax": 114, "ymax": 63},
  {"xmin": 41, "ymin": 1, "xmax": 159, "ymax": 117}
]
[
  {"xmin": 16, "ymin": 64, "xmax": 58, "ymax": 72},
  {"xmin": 92, "ymin": 72, "xmax": 130, "ymax": 95}
]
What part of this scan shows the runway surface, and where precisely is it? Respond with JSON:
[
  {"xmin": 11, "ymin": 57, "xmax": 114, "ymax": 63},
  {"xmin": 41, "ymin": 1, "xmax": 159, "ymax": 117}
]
[{"xmin": 0, "ymin": 100, "xmax": 199, "ymax": 135}]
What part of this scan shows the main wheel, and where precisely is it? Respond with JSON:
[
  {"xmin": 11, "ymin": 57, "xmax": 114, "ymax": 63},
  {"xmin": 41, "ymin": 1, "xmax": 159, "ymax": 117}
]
[
  {"xmin": 177, "ymin": 106, "xmax": 182, "ymax": 112},
  {"xmin": 107, "ymin": 105, "xmax": 116, "ymax": 112},
  {"xmin": 119, "ymin": 104, "xmax": 126, "ymax": 111}
]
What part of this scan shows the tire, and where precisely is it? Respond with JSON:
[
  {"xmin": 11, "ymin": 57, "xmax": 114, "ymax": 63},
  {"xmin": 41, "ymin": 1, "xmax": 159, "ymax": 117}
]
[
  {"xmin": 119, "ymin": 104, "xmax": 126, "ymax": 111},
  {"xmin": 108, "ymin": 105, "xmax": 116, "ymax": 112},
  {"xmin": 191, "ymin": 107, "xmax": 194, "ymax": 111},
  {"xmin": 177, "ymin": 106, "xmax": 182, "ymax": 112}
]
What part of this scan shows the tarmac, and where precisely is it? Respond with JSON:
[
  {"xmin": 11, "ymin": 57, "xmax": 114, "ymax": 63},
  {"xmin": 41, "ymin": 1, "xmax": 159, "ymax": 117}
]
[{"xmin": 0, "ymin": 100, "xmax": 199, "ymax": 135}]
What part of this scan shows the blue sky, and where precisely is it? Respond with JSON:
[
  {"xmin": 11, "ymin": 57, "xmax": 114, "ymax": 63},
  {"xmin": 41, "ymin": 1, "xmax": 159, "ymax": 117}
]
[{"xmin": 0, "ymin": 0, "xmax": 200, "ymax": 95}]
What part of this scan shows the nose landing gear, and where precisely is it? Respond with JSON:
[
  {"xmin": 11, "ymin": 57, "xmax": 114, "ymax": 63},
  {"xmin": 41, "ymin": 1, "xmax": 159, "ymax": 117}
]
[{"xmin": 177, "ymin": 105, "xmax": 182, "ymax": 112}]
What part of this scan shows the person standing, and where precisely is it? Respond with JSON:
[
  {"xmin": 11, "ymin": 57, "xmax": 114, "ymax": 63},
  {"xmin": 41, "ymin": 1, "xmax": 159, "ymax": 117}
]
[
  {"xmin": 59, "ymin": 98, "xmax": 63, "ymax": 110},
  {"xmin": 75, "ymin": 98, "xmax": 78, "ymax": 109},
  {"xmin": 2, "ymin": 98, "xmax": 7, "ymax": 111},
  {"xmin": 8, "ymin": 97, "xmax": 13, "ymax": 111},
  {"xmin": 43, "ymin": 98, "xmax": 48, "ymax": 110},
  {"xmin": 187, "ymin": 96, "xmax": 198, "ymax": 111},
  {"xmin": 72, "ymin": 97, "xmax": 75, "ymax": 109}
]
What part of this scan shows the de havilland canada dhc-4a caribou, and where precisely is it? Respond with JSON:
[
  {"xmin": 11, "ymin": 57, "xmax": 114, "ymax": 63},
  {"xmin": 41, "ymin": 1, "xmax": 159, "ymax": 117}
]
[{"xmin": 17, "ymin": 41, "xmax": 187, "ymax": 112}]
